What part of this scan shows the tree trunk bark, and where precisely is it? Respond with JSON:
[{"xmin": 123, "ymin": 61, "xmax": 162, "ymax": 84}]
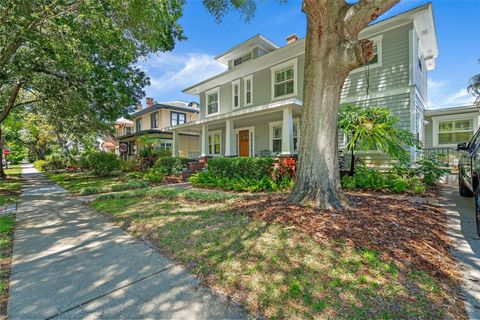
[
  {"xmin": 350, "ymin": 150, "xmax": 355, "ymax": 176},
  {"xmin": 0, "ymin": 126, "xmax": 6, "ymax": 180},
  {"xmin": 289, "ymin": 13, "xmax": 352, "ymax": 209}
]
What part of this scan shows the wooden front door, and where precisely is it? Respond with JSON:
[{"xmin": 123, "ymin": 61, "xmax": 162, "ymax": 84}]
[{"xmin": 239, "ymin": 129, "xmax": 250, "ymax": 157}]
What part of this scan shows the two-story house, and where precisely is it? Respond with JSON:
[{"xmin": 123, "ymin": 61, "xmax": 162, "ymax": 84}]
[
  {"xmin": 170, "ymin": 3, "xmax": 438, "ymax": 165},
  {"xmin": 117, "ymin": 98, "xmax": 200, "ymax": 159}
]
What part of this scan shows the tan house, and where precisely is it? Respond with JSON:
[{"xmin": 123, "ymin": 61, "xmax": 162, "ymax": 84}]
[{"xmin": 117, "ymin": 98, "xmax": 200, "ymax": 159}]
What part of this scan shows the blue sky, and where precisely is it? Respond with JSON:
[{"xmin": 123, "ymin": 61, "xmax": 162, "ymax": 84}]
[{"xmin": 139, "ymin": 0, "xmax": 480, "ymax": 109}]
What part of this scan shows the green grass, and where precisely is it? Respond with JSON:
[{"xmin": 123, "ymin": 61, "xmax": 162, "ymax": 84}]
[
  {"xmin": 46, "ymin": 171, "xmax": 127, "ymax": 194},
  {"xmin": 91, "ymin": 191, "xmax": 455, "ymax": 319},
  {"xmin": 0, "ymin": 213, "xmax": 15, "ymax": 316},
  {"xmin": 0, "ymin": 165, "xmax": 22, "ymax": 206}
]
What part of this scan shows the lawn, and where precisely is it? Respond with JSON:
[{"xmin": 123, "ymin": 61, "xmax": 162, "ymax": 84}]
[
  {"xmin": 91, "ymin": 187, "xmax": 465, "ymax": 319},
  {"xmin": 45, "ymin": 171, "xmax": 127, "ymax": 194},
  {"xmin": 0, "ymin": 165, "xmax": 22, "ymax": 206},
  {"xmin": 0, "ymin": 165, "xmax": 21, "ymax": 317}
]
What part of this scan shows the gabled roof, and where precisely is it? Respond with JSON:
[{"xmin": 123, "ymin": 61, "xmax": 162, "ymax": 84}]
[{"xmin": 214, "ymin": 34, "xmax": 279, "ymax": 65}]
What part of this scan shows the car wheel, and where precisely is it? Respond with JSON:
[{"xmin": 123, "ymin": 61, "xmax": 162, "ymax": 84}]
[
  {"xmin": 459, "ymin": 170, "xmax": 474, "ymax": 197},
  {"xmin": 475, "ymin": 189, "xmax": 480, "ymax": 237}
]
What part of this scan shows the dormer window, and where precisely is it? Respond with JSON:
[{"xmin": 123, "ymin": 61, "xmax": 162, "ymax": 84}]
[{"xmin": 233, "ymin": 53, "xmax": 252, "ymax": 67}]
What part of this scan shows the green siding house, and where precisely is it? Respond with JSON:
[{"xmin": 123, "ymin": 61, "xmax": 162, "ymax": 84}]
[{"xmin": 170, "ymin": 3, "xmax": 439, "ymax": 164}]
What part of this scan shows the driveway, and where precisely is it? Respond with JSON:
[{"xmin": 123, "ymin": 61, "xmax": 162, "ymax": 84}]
[
  {"xmin": 438, "ymin": 182, "xmax": 480, "ymax": 319},
  {"xmin": 7, "ymin": 164, "xmax": 247, "ymax": 319}
]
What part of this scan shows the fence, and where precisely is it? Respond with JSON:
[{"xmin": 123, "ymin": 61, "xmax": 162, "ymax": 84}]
[{"xmin": 420, "ymin": 147, "xmax": 461, "ymax": 169}]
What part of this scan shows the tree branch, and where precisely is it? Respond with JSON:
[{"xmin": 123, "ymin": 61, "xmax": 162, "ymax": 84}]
[
  {"xmin": 0, "ymin": 80, "xmax": 24, "ymax": 124},
  {"xmin": 344, "ymin": 0, "xmax": 400, "ymax": 39}
]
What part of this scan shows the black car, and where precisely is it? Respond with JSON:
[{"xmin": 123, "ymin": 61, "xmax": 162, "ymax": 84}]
[{"xmin": 458, "ymin": 130, "xmax": 480, "ymax": 235}]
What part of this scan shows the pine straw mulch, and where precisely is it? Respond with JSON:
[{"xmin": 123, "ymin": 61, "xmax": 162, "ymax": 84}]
[{"xmin": 229, "ymin": 191, "xmax": 467, "ymax": 317}]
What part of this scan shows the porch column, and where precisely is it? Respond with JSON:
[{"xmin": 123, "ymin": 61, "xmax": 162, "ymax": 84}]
[
  {"xmin": 281, "ymin": 106, "xmax": 294, "ymax": 155},
  {"xmin": 201, "ymin": 124, "xmax": 209, "ymax": 157},
  {"xmin": 225, "ymin": 119, "xmax": 236, "ymax": 156},
  {"xmin": 172, "ymin": 131, "xmax": 180, "ymax": 157}
]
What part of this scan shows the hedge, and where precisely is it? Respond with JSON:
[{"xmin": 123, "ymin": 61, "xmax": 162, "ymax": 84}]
[
  {"xmin": 207, "ymin": 157, "xmax": 274, "ymax": 180},
  {"xmin": 154, "ymin": 157, "xmax": 190, "ymax": 176}
]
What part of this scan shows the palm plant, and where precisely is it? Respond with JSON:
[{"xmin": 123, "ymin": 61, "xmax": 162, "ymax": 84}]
[
  {"xmin": 338, "ymin": 104, "xmax": 420, "ymax": 176},
  {"xmin": 468, "ymin": 66, "xmax": 480, "ymax": 104}
]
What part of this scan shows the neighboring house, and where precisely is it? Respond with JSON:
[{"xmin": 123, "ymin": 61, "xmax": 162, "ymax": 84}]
[
  {"xmin": 424, "ymin": 104, "xmax": 480, "ymax": 149},
  {"xmin": 116, "ymin": 99, "xmax": 200, "ymax": 159},
  {"xmin": 170, "ymin": 3, "xmax": 438, "ymax": 165}
]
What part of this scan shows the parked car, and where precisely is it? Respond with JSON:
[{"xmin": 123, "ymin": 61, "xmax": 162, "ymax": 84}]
[{"xmin": 457, "ymin": 130, "xmax": 480, "ymax": 235}]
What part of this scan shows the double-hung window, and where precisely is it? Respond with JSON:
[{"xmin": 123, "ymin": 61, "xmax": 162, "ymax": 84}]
[
  {"xmin": 269, "ymin": 120, "xmax": 299, "ymax": 154},
  {"xmin": 170, "ymin": 112, "xmax": 186, "ymax": 126},
  {"xmin": 135, "ymin": 118, "xmax": 141, "ymax": 132},
  {"xmin": 436, "ymin": 118, "xmax": 475, "ymax": 146},
  {"xmin": 271, "ymin": 58, "xmax": 297, "ymax": 99},
  {"xmin": 150, "ymin": 112, "xmax": 158, "ymax": 129},
  {"xmin": 206, "ymin": 88, "xmax": 219, "ymax": 115},
  {"xmin": 244, "ymin": 75, "xmax": 253, "ymax": 106},
  {"xmin": 232, "ymin": 80, "xmax": 240, "ymax": 108},
  {"xmin": 126, "ymin": 126, "xmax": 132, "ymax": 135},
  {"xmin": 208, "ymin": 131, "xmax": 221, "ymax": 155}
]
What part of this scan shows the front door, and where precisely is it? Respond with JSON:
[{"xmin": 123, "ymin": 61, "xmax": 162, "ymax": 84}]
[{"xmin": 239, "ymin": 129, "xmax": 250, "ymax": 157}]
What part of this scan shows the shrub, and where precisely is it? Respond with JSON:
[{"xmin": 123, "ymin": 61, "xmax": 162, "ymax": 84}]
[
  {"xmin": 88, "ymin": 152, "xmax": 120, "ymax": 176},
  {"xmin": 154, "ymin": 157, "xmax": 190, "ymax": 176},
  {"xmin": 189, "ymin": 171, "xmax": 279, "ymax": 192},
  {"xmin": 385, "ymin": 177, "xmax": 409, "ymax": 193},
  {"xmin": 44, "ymin": 154, "xmax": 66, "ymax": 170},
  {"xmin": 415, "ymin": 156, "xmax": 449, "ymax": 187},
  {"xmin": 340, "ymin": 175, "xmax": 357, "ymax": 190},
  {"xmin": 110, "ymin": 180, "xmax": 148, "ymax": 192},
  {"xmin": 207, "ymin": 157, "xmax": 274, "ymax": 180},
  {"xmin": 126, "ymin": 172, "xmax": 144, "ymax": 179},
  {"xmin": 120, "ymin": 159, "xmax": 137, "ymax": 172},
  {"xmin": 79, "ymin": 152, "xmax": 92, "ymax": 171},
  {"xmin": 79, "ymin": 186, "xmax": 103, "ymax": 196},
  {"xmin": 33, "ymin": 160, "xmax": 47, "ymax": 171},
  {"xmin": 143, "ymin": 168, "xmax": 165, "ymax": 183}
]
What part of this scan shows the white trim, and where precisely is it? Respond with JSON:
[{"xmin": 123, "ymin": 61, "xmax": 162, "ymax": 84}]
[
  {"xmin": 243, "ymin": 75, "xmax": 253, "ymax": 106},
  {"xmin": 167, "ymin": 98, "xmax": 302, "ymax": 131},
  {"xmin": 268, "ymin": 118, "xmax": 300, "ymax": 154},
  {"xmin": 271, "ymin": 58, "xmax": 298, "ymax": 100},
  {"xmin": 234, "ymin": 126, "xmax": 255, "ymax": 157},
  {"xmin": 231, "ymin": 80, "xmax": 240, "ymax": 109},
  {"xmin": 207, "ymin": 130, "xmax": 222, "ymax": 156},
  {"xmin": 349, "ymin": 35, "xmax": 383, "ymax": 74},
  {"xmin": 432, "ymin": 113, "xmax": 479, "ymax": 147},
  {"xmin": 206, "ymin": 87, "xmax": 220, "ymax": 117}
]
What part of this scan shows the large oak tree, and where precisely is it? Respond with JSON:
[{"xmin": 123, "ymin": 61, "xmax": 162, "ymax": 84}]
[
  {"xmin": 0, "ymin": 0, "xmax": 185, "ymax": 178},
  {"xmin": 205, "ymin": 0, "xmax": 400, "ymax": 208}
]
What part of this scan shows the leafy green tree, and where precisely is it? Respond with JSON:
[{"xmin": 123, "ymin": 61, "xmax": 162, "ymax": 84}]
[
  {"xmin": 0, "ymin": 0, "xmax": 185, "ymax": 178},
  {"xmin": 468, "ymin": 60, "xmax": 480, "ymax": 104},
  {"xmin": 338, "ymin": 105, "xmax": 419, "ymax": 176}
]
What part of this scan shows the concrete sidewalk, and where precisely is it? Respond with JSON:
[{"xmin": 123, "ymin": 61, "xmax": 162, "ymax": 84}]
[
  {"xmin": 438, "ymin": 184, "xmax": 480, "ymax": 319},
  {"xmin": 7, "ymin": 164, "xmax": 247, "ymax": 319}
]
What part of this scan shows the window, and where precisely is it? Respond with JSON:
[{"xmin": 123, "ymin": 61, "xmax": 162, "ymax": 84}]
[
  {"xmin": 126, "ymin": 127, "xmax": 132, "ymax": 135},
  {"xmin": 206, "ymin": 88, "xmax": 220, "ymax": 115},
  {"xmin": 208, "ymin": 132, "xmax": 221, "ymax": 155},
  {"xmin": 233, "ymin": 53, "xmax": 252, "ymax": 67},
  {"xmin": 271, "ymin": 58, "xmax": 297, "ymax": 99},
  {"xmin": 170, "ymin": 111, "xmax": 186, "ymax": 126},
  {"xmin": 150, "ymin": 112, "xmax": 158, "ymax": 129},
  {"xmin": 269, "ymin": 120, "xmax": 299, "ymax": 154},
  {"xmin": 135, "ymin": 118, "xmax": 141, "ymax": 132},
  {"xmin": 232, "ymin": 80, "xmax": 240, "ymax": 108},
  {"xmin": 437, "ymin": 119, "xmax": 474, "ymax": 145},
  {"xmin": 244, "ymin": 76, "xmax": 252, "ymax": 106},
  {"xmin": 351, "ymin": 35, "xmax": 383, "ymax": 73}
]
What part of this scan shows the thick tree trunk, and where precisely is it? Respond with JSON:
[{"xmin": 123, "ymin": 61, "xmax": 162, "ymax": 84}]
[
  {"xmin": 290, "ymin": 13, "xmax": 351, "ymax": 209},
  {"xmin": 289, "ymin": 0, "xmax": 399, "ymax": 209},
  {"xmin": 0, "ymin": 127, "xmax": 6, "ymax": 180}
]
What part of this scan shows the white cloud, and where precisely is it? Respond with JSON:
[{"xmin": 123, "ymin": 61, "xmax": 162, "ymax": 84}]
[
  {"xmin": 137, "ymin": 52, "xmax": 227, "ymax": 100},
  {"xmin": 427, "ymin": 79, "xmax": 475, "ymax": 109}
]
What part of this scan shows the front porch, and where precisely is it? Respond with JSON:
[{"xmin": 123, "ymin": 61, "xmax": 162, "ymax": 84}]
[{"xmin": 170, "ymin": 99, "xmax": 303, "ymax": 159}]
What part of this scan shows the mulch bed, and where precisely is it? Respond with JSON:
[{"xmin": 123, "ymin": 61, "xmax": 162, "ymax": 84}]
[{"xmin": 232, "ymin": 192, "xmax": 458, "ymax": 280}]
